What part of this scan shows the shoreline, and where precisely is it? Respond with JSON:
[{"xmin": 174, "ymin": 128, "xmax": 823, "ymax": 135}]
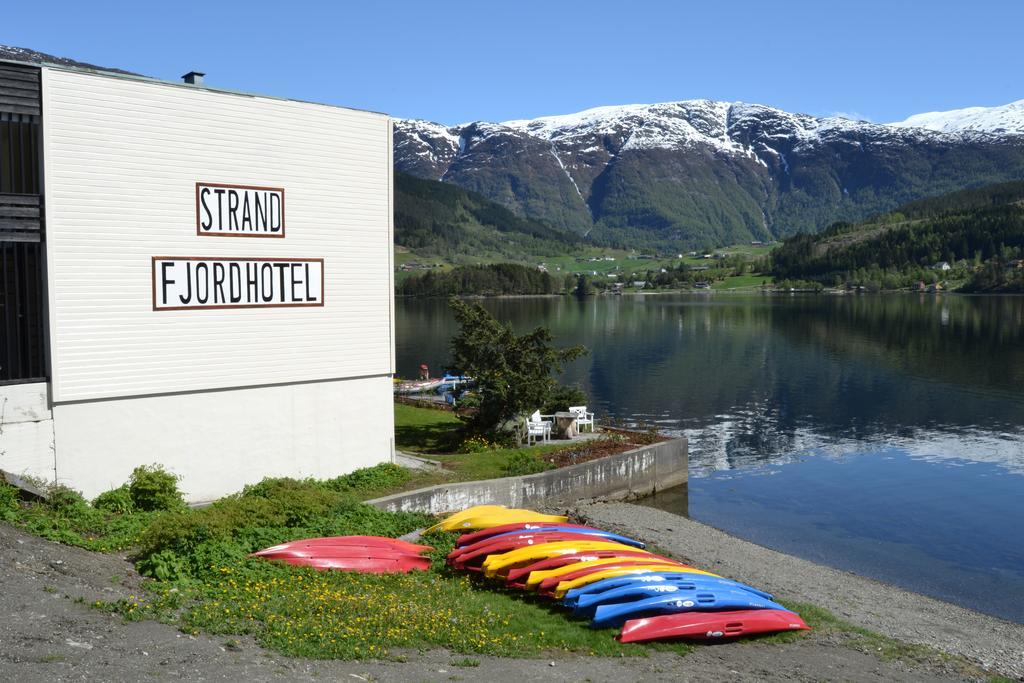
[
  {"xmin": 573, "ymin": 501, "xmax": 1024, "ymax": 679},
  {"xmin": 395, "ymin": 289, "xmax": 1024, "ymax": 299}
]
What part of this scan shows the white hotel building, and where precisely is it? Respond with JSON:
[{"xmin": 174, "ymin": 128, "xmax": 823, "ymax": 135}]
[{"xmin": 0, "ymin": 56, "xmax": 395, "ymax": 502}]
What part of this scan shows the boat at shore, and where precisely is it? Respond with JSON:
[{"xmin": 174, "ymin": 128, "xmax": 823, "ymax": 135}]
[
  {"xmin": 393, "ymin": 378, "xmax": 445, "ymax": 394},
  {"xmin": 618, "ymin": 609, "xmax": 810, "ymax": 643},
  {"xmin": 393, "ymin": 373, "xmax": 474, "ymax": 395},
  {"xmin": 251, "ymin": 535, "xmax": 433, "ymax": 573},
  {"xmin": 592, "ymin": 589, "xmax": 788, "ymax": 628}
]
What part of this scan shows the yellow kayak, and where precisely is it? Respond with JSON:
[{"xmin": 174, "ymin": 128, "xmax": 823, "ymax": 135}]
[
  {"xmin": 481, "ymin": 540, "xmax": 640, "ymax": 578},
  {"xmin": 425, "ymin": 505, "xmax": 567, "ymax": 533},
  {"xmin": 523, "ymin": 555, "xmax": 665, "ymax": 589},
  {"xmin": 553, "ymin": 564, "xmax": 722, "ymax": 599}
]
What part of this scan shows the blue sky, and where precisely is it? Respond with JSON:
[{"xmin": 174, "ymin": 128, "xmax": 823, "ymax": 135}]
[{"xmin": 5, "ymin": 0, "xmax": 1023, "ymax": 125}]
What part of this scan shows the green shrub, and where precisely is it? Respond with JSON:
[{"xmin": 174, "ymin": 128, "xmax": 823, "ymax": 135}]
[
  {"xmin": 502, "ymin": 452, "xmax": 553, "ymax": 476},
  {"xmin": 135, "ymin": 548, "xmax": 188, "ymax": 581},
  {"xmin": 0, "ymin": 482, "xmax": 19, "ymax": 521},
  {"xmin": 136, "ymin": 477, "xmax": 431, "ymax": 580},
  {"xmin": 540, "ymin": 384, "xmax": 588, "ymax": 416},
  {"xmin": 240, "ymin": 477, "xmax": 305, "ymax": 499},
  {"xmin": 93, "ymin": 484, "xmax": 135, "ymax": 514},
  {"xmin": 129, "ymin": 465, "xmax": 184, "ymax": 512},
  {"xmin": 322, "ymin": 463, "xmax": 411, "ymax": 493},
  {"xmin": 5, "ymin": 480, "xmax": 158, "ymax": 552},
  {"xmin": 46, "ymin": 485, "xmax": 89, "ymax": 514}
]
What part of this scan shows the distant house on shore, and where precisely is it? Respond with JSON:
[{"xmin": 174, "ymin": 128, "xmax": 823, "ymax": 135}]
[{"xmin": 932, "ymin": 261, "xmax": 952, "ymax": 271}]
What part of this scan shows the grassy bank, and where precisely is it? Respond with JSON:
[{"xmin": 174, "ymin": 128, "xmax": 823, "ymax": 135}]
[
  {"xmin": 3, "ymin": 471, "xmax": 990, "ymax": 674},
  {"xmin": 396, "ymin": 241, "xmax": 776, "ymax": 293},
  {"xmin": 1, "ymin": 471, "xmax": 697, "ymax": 660}
]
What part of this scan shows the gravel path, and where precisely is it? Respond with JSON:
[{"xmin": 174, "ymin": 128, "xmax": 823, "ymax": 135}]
[{"xmin": 575, "ymin": 502, "xmax": 1024, "ymax": 680}]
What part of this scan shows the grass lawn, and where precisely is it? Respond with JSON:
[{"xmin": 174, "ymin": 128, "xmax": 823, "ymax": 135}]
[
  {"xmin": 712, "ymin": 273, "xmax": 771, "ymax": 290},
  {"xmin": 428, "ymin": 445, "xmax": 569, "ymax": 480},
  {"xmin": 394, "ymin": 402, "xmax": 627, "ymax": 483},
  {"xmin": 394, "ymin": 401, "xmax": 570, "ymax": 482},
  {"xmin": 394, "ymin": 402, "xmax": 462, "ymax": 453}
]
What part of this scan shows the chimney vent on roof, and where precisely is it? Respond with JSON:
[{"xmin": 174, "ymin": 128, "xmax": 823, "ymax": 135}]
[{"xmin": 182, "ymin": 71, "xmax": 205, "ymax": 85}]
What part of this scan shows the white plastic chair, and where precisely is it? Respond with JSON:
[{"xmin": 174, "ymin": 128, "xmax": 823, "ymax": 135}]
[
  {"xmin": 568, "ymin": 405, "xmax": 595, "ymax": 432},
  {"xmin": 525, "ymin": 410, "xmax": 552, "ymax": 445}
]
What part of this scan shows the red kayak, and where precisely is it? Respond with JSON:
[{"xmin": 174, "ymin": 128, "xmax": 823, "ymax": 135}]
[
  {"xmin": 618, "ymin": 609, "xmax": 810, "ymax": 643},
  {"xmin": 450, "ymin": 532, "xmax": 622, "ymax": 571},
  {"xmin": 252, "ymin": 536, "xmax": 433, "ymax": 573},
  {"xmin": 505, "ymin": 550, "xmax": 671, "ymax": 587},
  {"xmin": 534, "ymin": 559, "xmax": 690, "ymax": 594},
  {"xmin": 449, "ymin": 529, "xmax": 622, "ymax": 562},
  {"xmin": 266, "ymin": 551, "xmax": 431, "ymax": 573},
  {"xmin": 456, "ymin": 522, "xmax": 600, "ymax": 547},
  {"xmin": 253, "ymin": 535, "xmax": 432, "ymax": 557}
]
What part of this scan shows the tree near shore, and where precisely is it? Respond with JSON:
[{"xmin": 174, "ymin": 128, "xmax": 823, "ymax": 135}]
[{"xmin": 448, "ymin": 298, "xmax": 587, "ymax": 434}]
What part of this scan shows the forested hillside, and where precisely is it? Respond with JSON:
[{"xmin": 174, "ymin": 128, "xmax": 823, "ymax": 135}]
[
  {"xmin": 398, "ymin": 263, "xmax": 561, "ymax": 297},
  {"xmin": 394, "ymin": 172, "xmax": 582, "ymax": 262},
  {"xmin": 770, "ymin": 181, "xmax": 1024, "ymax": 291}
]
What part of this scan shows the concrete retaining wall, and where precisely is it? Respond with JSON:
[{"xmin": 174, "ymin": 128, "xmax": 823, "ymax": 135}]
[{"xmin": 367, "ymin": 437, "xmax": 687, "ymax": 514}]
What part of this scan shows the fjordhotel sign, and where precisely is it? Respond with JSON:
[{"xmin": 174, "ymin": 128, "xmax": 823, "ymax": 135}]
[{"xmin": 152, "ymin": 183, "xmax": 324, "ymax": 310}]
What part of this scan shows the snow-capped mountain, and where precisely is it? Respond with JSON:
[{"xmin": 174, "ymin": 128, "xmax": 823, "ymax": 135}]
[
  {"xmin": 394, "ymin": 99, "xmax": 1024, "ymax": 248},
  {"xmin": 894, "ymin": 99, "xmax": 1024, "ymax": 138}
]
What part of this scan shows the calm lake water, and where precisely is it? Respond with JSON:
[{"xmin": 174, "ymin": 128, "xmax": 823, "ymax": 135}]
[{"xmin": 395, "ymin": 294, "xmax": 1024, "ymax": 623}]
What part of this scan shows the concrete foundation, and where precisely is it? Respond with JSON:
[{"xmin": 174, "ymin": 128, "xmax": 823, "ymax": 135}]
[
  {"xmin": 368, "ymin": 437, "xmax": 687, "ymax": 514},
  {"xmin": 0, "ymin": 383, "xmax": 56, "ymax": 483},
  {"xmin": 1, "ymin": 376, "xmax": 395, "ymax": 503}
]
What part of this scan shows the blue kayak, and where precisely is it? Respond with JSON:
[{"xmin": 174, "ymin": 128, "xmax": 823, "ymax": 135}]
[
  {"xmin": 571, "ymin": 575, "xmax": 776, "ymax": 616},
  {"xmin": 591, "ymin": 589, "xmax": 788, "ymax": 628},
  {"xmin": 572, "ymin": 582, "xmax": 689, "ymax": 616},
  {"xmin": 562, "ymin": 572, "xmax": 773, "ymax": 607},
  {"xmin": 482, "ymin": 526, "xmax": 645, "ymax": 549}
]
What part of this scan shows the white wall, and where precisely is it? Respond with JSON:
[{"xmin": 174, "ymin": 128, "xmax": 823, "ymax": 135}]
[
  {"xmin": 24, "ymin": 68, "xmax": 396, "ymax": 500},
  {"xmin": 0, "ymin": 383, "xmax": 55, "ymax": 483},
  {"xmin": 52, "ymin": 375, "xmax": 394, "ymax": 503},
  {"xmin": 40, "ymin": 67, "xmax": 394, "ymax": 403}
]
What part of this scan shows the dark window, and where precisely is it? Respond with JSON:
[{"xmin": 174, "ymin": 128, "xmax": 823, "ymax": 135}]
[
  {"xmin": 0, "ymin": 114, "xmax": 39, "ymax": 194},
  {"xmin": 1, "ymin": 66, "xmax": 46, "ymax": 384},
  {"xmin": 1, "ymin": 240, "xmax": 46, "ymax": 383}
]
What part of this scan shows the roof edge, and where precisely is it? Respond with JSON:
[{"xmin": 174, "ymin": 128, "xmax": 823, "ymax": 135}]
[{"xmin": 0, "ymin": 55, "xmax": 388, "ymax": 119}]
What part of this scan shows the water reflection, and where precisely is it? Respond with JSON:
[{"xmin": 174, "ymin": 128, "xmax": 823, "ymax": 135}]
[{"xmin": 397, "ymin": 294, "xmax": 1024, "ymax": 479}]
